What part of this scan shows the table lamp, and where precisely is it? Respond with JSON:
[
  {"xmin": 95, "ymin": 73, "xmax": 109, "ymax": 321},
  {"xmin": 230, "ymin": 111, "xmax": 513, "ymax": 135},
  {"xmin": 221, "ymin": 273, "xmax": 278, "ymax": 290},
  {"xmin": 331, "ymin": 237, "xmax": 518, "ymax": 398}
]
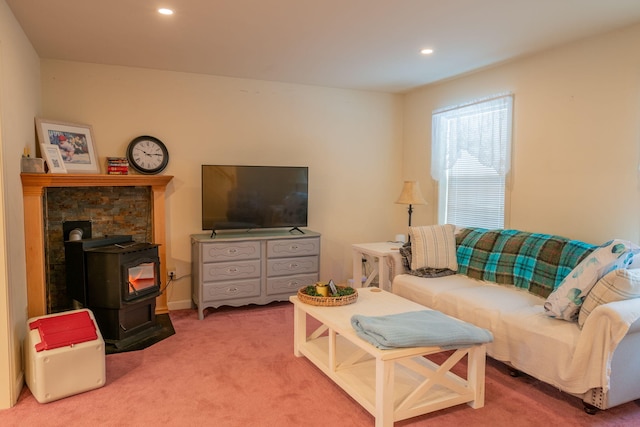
[{"xmin": 395, "ymin": 180, "xmax": 427, "ymax": 240}]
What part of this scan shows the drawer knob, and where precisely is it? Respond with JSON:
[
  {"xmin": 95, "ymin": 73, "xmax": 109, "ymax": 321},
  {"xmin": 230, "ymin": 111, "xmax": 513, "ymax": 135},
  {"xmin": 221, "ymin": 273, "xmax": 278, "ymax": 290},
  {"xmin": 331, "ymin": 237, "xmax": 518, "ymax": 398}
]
[
  {"xmin": 290, "ymin": 263, "xmax": 299, "ymax": 269},
  {"xmin": 228, "ymin": 248, "xmax": 237, "ymax": 254},
  {"xmin": 229, "ymin": 267, "xmax": 238, "ymax": 273},
  {"xmin": 229, "ymin": 287, "xmax": 238, "ymax": 293}
]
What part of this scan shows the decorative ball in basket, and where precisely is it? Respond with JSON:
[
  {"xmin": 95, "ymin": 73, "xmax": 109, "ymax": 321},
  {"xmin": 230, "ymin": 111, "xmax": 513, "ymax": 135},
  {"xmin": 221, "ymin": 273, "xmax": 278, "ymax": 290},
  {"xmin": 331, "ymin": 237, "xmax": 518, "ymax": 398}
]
[{"xmin": 297, "ymin": 280, "xmax": 358, "ymax": 306}]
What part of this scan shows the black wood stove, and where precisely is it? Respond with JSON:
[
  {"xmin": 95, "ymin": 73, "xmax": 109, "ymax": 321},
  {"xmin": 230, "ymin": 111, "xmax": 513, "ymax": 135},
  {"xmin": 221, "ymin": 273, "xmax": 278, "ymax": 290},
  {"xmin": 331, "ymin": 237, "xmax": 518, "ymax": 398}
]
[{"xmin": 64, "ymin": 235, "xmax": 161, "ymax": 347}]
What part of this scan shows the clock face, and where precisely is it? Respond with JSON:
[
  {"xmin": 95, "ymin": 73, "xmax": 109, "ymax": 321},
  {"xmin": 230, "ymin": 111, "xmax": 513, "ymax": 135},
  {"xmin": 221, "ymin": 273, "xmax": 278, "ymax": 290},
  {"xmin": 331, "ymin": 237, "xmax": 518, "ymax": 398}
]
[{"xmin": 126, "ymin": 136, "xmax": 169, "ymax": 174}]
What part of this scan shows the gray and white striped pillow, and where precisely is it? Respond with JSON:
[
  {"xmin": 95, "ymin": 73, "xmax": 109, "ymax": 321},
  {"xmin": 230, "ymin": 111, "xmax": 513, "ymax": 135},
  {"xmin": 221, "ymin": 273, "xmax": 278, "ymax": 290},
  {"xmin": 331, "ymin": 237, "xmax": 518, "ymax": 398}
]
[
  {"xmin": 578, "ymin": 268, "xmax": 640, "ymax": 328},
  {"xmin": 409, "ymin": 224, "xmax": 458, "ymax": 271}
]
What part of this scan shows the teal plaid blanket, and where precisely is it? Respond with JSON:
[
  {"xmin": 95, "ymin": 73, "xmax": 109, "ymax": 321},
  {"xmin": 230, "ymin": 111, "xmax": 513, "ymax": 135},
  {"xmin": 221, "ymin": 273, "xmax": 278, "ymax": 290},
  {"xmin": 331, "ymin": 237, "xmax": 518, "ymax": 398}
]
[{"xmin": 456, "ymin": 228, "xmax": 596, "ymax": 298}]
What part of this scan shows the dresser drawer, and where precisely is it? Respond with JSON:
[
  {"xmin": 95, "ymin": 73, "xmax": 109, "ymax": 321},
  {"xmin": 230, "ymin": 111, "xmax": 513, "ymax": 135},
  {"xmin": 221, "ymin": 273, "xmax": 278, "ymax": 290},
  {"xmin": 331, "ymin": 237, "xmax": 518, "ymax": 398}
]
[
  {"xmin": 267, "ymin": 256, "xmax": 318, "ymax": 277},
  {"xmin": 201, "ymin": 241, "xmax": 260, "ymax": 262},
  {"xmin": 266, "ymin": 273, "xmax": 318, "ymax": 296},
  {"xmin": 202, "ymin": 259, "xmax": 261, "ymax": 281},
  {"xmin": 267, "ymin": 237, "xmax": 320, "ymax": 258},
  {"xmin": 202, "ymin": 279, "xmax": 261, "ymax": 302}
]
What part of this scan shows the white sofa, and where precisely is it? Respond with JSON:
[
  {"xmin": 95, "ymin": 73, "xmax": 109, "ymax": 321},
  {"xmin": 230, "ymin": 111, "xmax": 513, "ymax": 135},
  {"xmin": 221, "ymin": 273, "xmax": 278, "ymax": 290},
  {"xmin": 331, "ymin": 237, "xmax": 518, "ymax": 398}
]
[{"xmin": 389, "ymin": 225, "xmax": 640, "ymax": 412}]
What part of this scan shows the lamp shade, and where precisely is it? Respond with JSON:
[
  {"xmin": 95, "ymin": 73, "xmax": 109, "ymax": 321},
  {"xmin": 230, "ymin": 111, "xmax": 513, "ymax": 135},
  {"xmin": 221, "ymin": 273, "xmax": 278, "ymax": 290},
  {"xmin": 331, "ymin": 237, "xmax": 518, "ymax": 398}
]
[{"xmin": 395, "ymin": 181, "xmax": 427, "ymax": 205}]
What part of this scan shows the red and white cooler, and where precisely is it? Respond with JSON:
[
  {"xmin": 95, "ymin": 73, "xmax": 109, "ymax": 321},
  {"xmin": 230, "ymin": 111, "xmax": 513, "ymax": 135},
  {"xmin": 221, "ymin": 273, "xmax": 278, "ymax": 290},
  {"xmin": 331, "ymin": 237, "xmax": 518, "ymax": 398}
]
[{"xmin": 25, "ymin": 309, "xmax": 106, "ymax": 403}]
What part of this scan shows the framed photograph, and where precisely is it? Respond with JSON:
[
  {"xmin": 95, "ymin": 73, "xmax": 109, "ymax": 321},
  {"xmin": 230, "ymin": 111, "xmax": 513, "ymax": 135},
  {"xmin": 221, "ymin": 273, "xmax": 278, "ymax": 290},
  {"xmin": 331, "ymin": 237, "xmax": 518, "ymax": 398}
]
[
  {"xmin": 40, "ymin": 143, "xmax": 67, "ymax": 173},
  {"xmin": 36, "ymin": 118, "xmax": 100, "ymax": 173}
]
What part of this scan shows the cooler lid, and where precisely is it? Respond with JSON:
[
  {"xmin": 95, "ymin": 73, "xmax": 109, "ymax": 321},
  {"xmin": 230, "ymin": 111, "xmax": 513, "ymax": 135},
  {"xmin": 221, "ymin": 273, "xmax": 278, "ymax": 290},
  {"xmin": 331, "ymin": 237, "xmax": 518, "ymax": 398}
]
[{"xmin": 29, "ymin": 310, "xmax": 98, "ymax": 352}]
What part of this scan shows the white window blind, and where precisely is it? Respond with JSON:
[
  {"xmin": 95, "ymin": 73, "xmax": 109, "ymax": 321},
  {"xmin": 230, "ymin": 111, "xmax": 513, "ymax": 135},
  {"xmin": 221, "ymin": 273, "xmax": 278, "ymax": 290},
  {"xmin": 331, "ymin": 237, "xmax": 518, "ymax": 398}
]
[{"xmin": 431, "ymin": 94, "xmax": 513, "ymax": 229}]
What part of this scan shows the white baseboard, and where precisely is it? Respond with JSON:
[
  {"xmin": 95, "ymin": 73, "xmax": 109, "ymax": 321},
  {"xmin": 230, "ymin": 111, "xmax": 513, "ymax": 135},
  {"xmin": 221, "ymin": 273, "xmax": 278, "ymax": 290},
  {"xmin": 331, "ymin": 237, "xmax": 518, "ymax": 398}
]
[{"xmin": 167, "ymin": 299, "xmax": 193, "ymax": 311}]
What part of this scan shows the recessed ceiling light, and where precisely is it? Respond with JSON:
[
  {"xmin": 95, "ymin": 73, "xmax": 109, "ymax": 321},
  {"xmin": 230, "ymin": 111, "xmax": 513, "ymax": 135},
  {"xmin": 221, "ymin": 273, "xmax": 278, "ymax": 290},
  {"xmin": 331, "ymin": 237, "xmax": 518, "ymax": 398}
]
[
  {"xmin": 420, "ymin": 48, "xmax": 434, "ymax": 55},
  {"xmin": 158, "ymin": 8, "xmax": 174, "ymax": 15}
]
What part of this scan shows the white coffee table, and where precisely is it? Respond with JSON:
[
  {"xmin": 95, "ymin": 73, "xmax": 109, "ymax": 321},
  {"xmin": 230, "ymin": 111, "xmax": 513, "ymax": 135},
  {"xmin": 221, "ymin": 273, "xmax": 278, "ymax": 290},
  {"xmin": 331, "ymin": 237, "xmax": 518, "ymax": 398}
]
[{"xmin": 290, "ymin": 287, "xmax": 486, "ymax": 427}]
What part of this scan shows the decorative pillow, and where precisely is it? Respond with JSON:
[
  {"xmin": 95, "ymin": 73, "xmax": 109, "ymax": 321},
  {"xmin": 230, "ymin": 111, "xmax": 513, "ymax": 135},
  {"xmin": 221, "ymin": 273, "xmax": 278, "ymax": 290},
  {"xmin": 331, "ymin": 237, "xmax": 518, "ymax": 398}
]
[
  {"xmin": 399, "ymin": 242, "xmax": 456, "ymax": 278},
  {"xmin": 544, "ymin": 239, "xmax": 640, "ymax": 321},
  {"xmin": 409, "ymin": 224, "xmax": 458, "ymax": 271},
  {"xmin": 578, "ymin": 269, "xmax": 640, "ymax": 328},
  {"xmin": 399, "ymin": 242, "xmax": 412, "ymax": 271}
]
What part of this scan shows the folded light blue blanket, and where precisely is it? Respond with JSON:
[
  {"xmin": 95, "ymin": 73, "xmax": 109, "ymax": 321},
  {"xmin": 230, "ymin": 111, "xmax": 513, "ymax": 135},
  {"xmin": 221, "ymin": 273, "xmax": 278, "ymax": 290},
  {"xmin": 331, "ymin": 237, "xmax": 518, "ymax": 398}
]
[{"xmin": 351, "ymin": 310, "xmax": 493, "ymax": 350}]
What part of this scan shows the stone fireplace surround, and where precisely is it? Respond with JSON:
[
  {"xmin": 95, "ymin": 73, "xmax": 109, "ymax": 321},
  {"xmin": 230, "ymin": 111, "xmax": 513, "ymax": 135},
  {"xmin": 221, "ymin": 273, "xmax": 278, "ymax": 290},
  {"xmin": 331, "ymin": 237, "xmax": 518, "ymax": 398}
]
[{"xmin": 21, "ymin": 173, "xmax": 173, "ymax": 318}]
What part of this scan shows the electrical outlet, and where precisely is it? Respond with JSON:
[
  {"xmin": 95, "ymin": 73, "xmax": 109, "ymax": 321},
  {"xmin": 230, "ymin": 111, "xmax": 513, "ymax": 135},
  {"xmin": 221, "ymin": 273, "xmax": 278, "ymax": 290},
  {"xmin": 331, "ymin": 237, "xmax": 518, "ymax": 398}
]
[{"xmin": 168, "ymin": 269, "xmax": 177, "ymax": 279}]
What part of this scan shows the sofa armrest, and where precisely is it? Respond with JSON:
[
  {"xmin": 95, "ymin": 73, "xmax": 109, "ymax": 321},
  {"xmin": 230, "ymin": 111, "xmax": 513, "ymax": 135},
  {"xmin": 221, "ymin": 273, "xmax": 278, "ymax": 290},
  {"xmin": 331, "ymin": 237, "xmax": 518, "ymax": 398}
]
[
  {"xmin": 387, "ymin": 251, "xmax": 407, "ymax": 280},
  {"xmin": 560, "ymin": 298, "xmax": 640, "ymax": 396},
  {"xmin": 585, "ymin": 298, "xmax": 640, "ymax": 407},
  {"xmin": 593, "ymin": 298, "xmax": 640, "ymax": 334},
  {"xmin": 581, "ymin": 298, "xmax": 640, "ymax": 378}
]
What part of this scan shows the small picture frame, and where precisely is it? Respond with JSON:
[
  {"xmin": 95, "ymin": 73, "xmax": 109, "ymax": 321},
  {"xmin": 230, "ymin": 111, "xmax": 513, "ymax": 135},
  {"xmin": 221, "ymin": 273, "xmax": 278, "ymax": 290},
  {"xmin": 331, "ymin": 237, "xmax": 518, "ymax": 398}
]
[
  {"xmin": 40, "ymin": 144, "xmax": 67, "ymax": 173},
  {"xmin": 328, "ymin": 279, "xmax": 338, "ymax": 294},
  {"xmin": 36, "ymin": 118, "xmax": 100, "ymax": 173}
]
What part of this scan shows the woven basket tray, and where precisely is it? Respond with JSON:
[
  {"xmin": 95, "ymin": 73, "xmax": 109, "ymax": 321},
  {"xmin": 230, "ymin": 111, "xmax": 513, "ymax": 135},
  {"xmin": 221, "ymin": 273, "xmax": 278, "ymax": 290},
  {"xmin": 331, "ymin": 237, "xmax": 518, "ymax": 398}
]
[{"xmin": 297, "ymin": 286, "xmax": 358, "ymax": 307}]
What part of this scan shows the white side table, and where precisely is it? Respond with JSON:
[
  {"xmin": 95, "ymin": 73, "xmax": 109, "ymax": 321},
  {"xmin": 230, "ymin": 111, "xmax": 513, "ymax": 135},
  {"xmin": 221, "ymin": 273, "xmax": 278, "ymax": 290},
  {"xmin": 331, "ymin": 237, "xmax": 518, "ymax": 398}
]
[{"xmin": 352, "ymin": 242, "xmax": 404, "ymax": 292}]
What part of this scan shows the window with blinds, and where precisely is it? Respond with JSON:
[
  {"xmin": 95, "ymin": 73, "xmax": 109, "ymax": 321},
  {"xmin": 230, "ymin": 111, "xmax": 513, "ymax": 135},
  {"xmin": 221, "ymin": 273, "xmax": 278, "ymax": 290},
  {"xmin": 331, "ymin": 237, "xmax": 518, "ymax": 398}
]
[
  {"xmin": 442, "ymin": 151, "xmax": 505, "ymax": 228},
  {"xmin": 431, "ymin": 94, "xmax": 513, "ymax": 229}
]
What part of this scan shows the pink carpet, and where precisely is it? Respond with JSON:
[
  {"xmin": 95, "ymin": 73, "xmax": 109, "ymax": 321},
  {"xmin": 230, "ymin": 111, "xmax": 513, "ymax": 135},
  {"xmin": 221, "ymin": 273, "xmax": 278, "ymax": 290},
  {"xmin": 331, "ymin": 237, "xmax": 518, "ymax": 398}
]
[{"xmin": 2, "ymin": 302, "xmax": 640, "ymax": 426}]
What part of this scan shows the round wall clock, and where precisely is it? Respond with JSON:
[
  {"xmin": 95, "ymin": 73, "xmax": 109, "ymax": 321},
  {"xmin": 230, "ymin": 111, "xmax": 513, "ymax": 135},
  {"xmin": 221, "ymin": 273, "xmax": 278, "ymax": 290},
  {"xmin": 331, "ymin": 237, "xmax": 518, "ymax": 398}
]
[{"xmin": 126, "ymin": 135, "xmax": 169, "ymax": 174}]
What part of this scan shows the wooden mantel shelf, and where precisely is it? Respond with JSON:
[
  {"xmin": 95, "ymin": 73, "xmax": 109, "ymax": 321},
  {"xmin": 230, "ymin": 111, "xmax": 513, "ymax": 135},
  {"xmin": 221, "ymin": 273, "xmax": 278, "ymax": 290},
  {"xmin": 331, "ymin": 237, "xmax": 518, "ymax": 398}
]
[
  {"xmin": 21, "ymin": 173, "xmax": 174, "ymax": 318},
  {"xmin": 21, "ymin": 173, "xmax": 173, "ymax": 189}
]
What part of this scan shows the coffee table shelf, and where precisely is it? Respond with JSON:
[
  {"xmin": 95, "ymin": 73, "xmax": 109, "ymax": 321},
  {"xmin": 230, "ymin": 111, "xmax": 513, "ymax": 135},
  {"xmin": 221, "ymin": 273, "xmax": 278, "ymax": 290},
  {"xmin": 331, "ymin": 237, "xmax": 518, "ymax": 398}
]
[{"xmin": 290, "ymin": 288, "xmax": 486, "ymax": 427}]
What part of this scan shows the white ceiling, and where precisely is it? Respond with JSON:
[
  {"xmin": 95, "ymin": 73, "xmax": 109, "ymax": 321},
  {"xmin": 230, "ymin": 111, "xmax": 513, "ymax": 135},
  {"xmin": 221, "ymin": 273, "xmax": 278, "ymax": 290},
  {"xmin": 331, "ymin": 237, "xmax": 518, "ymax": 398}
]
[{"xmin": 7, "ymin": 0, "xmax": 640, "ymax": 93}]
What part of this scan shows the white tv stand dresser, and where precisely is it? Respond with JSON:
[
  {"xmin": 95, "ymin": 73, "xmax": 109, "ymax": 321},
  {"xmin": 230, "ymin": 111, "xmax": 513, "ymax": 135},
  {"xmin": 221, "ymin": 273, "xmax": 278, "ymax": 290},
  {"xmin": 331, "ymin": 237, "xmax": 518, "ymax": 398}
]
[{"xmin": 191, "ymin": 229, "xmax": 321, "ymax": 320}]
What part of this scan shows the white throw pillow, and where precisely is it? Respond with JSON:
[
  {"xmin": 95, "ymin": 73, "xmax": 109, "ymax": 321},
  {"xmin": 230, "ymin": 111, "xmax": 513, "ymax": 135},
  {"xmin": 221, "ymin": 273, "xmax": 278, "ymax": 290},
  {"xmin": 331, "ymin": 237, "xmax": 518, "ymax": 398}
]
[
  {"xmin": 409, "ymin": 224, "xmax": 458, "ymax": 271},
  {"xmin": 544, "ymin": 239, "xmax": 640, "ymax": 322},
  {"xmin": 578, "ymin": 268, "xmax": 640, "ymax": 328}
]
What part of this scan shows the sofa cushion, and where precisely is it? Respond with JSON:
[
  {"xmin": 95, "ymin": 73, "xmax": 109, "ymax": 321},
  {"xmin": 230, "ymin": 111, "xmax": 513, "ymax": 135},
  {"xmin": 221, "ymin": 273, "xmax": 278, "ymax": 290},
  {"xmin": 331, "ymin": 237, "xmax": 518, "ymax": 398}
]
[
  {"xmin": 578, "ymin": 268, "xmax": 640, "ymax": 328},
  {"xmin": 394, "ymin": 273, "xmax": 550, "ymax": 363},
  {"xmin": 544, "ymin": 240, "xmax": 640, "ymax": 322},
  {"xmin": 409, "ymin": 224, "xmax": 458, "ymax": 271},
  {"xmin": 393, "ymin": 274, "xmax": 480, "ymax": 309},
  {"xmin": 456, "ymin": 228, "xmax": 595, "ymax": 298}
]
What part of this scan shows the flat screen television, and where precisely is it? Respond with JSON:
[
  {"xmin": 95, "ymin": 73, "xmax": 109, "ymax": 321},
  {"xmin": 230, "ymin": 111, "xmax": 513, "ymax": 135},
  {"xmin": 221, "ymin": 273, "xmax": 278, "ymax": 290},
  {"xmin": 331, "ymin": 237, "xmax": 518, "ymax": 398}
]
[{"xmin": 202, "ymin": 165, "xmax": 309, "ymax": 234}]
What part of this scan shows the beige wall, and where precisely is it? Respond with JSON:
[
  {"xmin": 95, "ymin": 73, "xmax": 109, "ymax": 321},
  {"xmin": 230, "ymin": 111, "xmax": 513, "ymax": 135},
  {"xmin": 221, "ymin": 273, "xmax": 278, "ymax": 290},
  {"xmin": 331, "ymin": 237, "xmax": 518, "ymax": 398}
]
[
  {"xmin": 0, "ymin": 0, "xmax": 41, "ymax": 408},
  {"xmin": 40, "ymin": 61, "xmax": 405, "ymax": 307},
  {"xmin": 403, "ymin": 23, "xmax": 640, "ymax": 244}
]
